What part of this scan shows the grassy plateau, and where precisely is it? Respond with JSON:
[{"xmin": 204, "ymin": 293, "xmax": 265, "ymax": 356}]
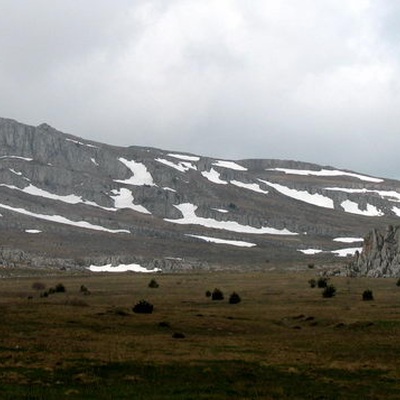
[{"xmin": 0, "ymin": 269, "xmax": 400, "ymax": 399}]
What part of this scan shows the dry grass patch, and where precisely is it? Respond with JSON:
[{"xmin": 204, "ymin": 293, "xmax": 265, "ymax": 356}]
[{"xmin": 0, "ymin": 271, "xmax": 399, "ymax": 398}]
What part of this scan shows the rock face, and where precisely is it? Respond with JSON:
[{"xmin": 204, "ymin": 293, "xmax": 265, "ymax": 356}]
[
  {"xmin": 348, "ymin": 226, "xmax": 400, "ymax": 277},
  {"xmin": 1, "ymin": 116, "xmax": 400, "ymax": 271}
]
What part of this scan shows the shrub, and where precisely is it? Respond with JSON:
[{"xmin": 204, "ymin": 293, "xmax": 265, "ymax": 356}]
[
  {"xmin": 322, "ymin": 284, "xmax": 336, "ymax": 298},
  {"xmin": 32, "ymin": 282, "xmax": 46, "ymax": 291},
  {"xmin": 317, "ymin": 277, "xmax": 328, "ymax": 288},
  {"xmin": 308, "ymin": 263, "xmax": 315, "ymax": 269},
  {"xmin": 362, "ymin": 289, "xmax": 374, "ymax": 301},
  {"xmin": 148, "ymin": 279, "xmax": 159, "ymax": 289},
  {"xmin": 55, "ymin": 283, "xmax": 66, "ymax": 293},
  {"xmin": 205, "ymin": 290, "xmax": 211, "ymax": 298},
  {"xmin": 133, "ymin": 300, "xmax": 154, "ymax": 314},
  {"xmin": 211, "ymin": 288, "xmax": 224, "ymax": 301},
  {"xmin": 308, "ymin": 279, "xmax": 316, "ymax": 288},
  {"xmin": 80, "ymin": 285, "xmax": 91, "ymax": 295},
  {"xmin": 396, "ymin": 278, "xmax": 400, "ymax": 287},
  {"xmin": 172, "ymin": 332, "xmax": 185, "ymax": 339},
  {"xmin": 229, "ymin": 292, "xmax": 241, "ymax": 304}
]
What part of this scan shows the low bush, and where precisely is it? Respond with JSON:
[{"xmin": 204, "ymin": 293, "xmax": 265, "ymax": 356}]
[
  {"xmin": 317, "ymin": 277, "xmax": 328, "ymax": 288},
  {"xmin": 229, "ymin": 292, "xmax": 241, "ymax": 304},
  {"xmin": 396, "ymin": 278, "xmax": 400, "ymax": 287},
  {"xmin": 133, "ymin": 300, "xmax": 154, "ymax": 314},
  {"xmin": 172, "ymin": 332, "xmax": 185, "ymax": 339},
  {"xmin": 308, "ymin": 279, "xmax": 316, "ymax": 288},
  {"xmin": 211, "ymin": 288, "xmax": 224, "ymax": 301},
  {"xmin": 205, "ymin": 290, "xmax": 211, "ymax": 298},
  {"xmin": 148, "ymin": 279, "xmax": 159, "ymax": 289},
  {"xmin": 322, "ymin": 284, "xmax": 336, "ymax": 298},
  {"xmin": 55, "ymin": 283, "xmax": 66, "ymax": 293},
  {"xmin": 80, "ymin": 285, "xmax": 91, "ymax": 295},
  {"xmin": 362, "ymin": 289, "xmax": 374, "ymax": 301}
]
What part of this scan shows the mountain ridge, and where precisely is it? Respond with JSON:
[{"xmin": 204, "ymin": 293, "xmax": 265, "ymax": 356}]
[{"xmin": 0, "ymin": 117, "xmax": 399, "ymax": 273}]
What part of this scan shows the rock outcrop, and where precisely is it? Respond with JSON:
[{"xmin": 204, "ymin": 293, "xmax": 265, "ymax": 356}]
[{"xmin": 347, "ymin": 225, "xmax": 400, "ymax": 277}]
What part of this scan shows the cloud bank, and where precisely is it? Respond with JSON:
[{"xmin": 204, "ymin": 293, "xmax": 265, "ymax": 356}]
[{"xmin": 1, "ymin": 0, "xmax": 399, "ymax": 178}]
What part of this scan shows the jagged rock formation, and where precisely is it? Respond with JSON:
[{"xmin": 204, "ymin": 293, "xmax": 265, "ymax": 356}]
[
  {"xmin": 1, "ymin": 116, "xmax": 400, "ymax": 272},
  {"xmin": 346, "ymin": 225, "xmax": 400, "ymax": 277}
]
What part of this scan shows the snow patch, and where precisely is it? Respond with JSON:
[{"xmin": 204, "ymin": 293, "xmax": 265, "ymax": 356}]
[
  {"xmin": 168, "ymin": 153, "xmax": 200, "ymax": 162},
  {"xmin": 0, "ymin": 203, "xmax": 130, "ymax": 233},
  {"xmin": 163, "ymin": 187, "xmax": 177, "ymax": 192},
  {"xmin": 165, "ymin": 203, "xmax": 297, "ymax": 235},
  {"xmin": 392, "ymin": 207, "xmax": 400, "ymax": 217},
  {"xmin": 259, "ymin": 180, "xmax": 334, "ymax": 209},
  {"xmin": 25, "ymin": 229, "xmax": 42, "ymax": 234},
  {"xmin": 212, "ymin": 208, "xmax": 228, "ymax": 213},
  {"xmin": 90, "ymin": 157, "xmax": 99, "ymax": 166},
  {"xmin": 341, "ymin": 200, "xmax": 383, "ymax": 216},
  {"xmin": 230, "ymin": 180, "xmax": 269, "ymax": 194},
  {"xmin": 0, "ymin": 156, "xmax": 33, "ymax": 161},
  {"xmin": 269, "ymin": 168, "xmax": 383, "ymax": 183},
  {"xmin": 0, "ymin": 183, "xmax": 114, "ymax": 211},
  {"xmin": 9, "ymin": 168, "xmax": 22, "ymax": 176},
  {"xmin": 88, "ymin": 263, "xmax": 160, "ymax": 273},
  {"xmin": 332, "ymin": 247, "xmax": 362, "ymax": 257},
  {"xmin": 110, "ymin": 188, "xmax": 151, "ymax": 214},
  {"xmin": 333, "ymin": 237, "xmax": 363, "ymax": 243},
  {"xmin": 65, "ymin": 138, "xmax": 98, "ymax": 148},
  {"xmin": 326, "ymin": 187, "xmax": 400, "ymax": 202},
  {"xmin": 156, "ymin": 158, "xmax": 197, "ymax": 172},
  {"xmin": 201, "ymin": 168, "xmax": 228, "ymax": 185},
  {"xmin": 186, "ymin": 234, "xmax": 256, "ymax": 248},
  {"xmin": 212, "ymin": 160, "xmax": 247, "ymax": 171},
  {"xmin": 298, "ymin": 249, "xmax": 323, "ymax": 255},
  {"xmin": 115, "ymin": 158, "xmax": 155, "ymax": 186}
]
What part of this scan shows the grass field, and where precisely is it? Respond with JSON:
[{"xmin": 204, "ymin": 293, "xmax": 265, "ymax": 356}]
[{"xmin": 0, "ymin": 269, "xmax": 400, "ymax": 399}]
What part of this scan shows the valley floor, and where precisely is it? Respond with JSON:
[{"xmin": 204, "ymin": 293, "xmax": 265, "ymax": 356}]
[{"xmin": 0, "ymin": 270, "xmax": 399, "ymax": 399}]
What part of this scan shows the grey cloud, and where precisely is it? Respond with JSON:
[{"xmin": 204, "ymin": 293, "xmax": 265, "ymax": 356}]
[{"xmin": 1, "ymin": 0, "xmax": 400, "ymax": 179}]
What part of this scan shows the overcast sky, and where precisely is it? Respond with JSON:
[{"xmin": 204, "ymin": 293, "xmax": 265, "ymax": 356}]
[{"xmin": 1, "ymin": 1, "xmax": 399, "ymax": 179}]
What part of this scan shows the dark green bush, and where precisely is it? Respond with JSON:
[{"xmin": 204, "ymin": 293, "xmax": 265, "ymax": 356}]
[
  {"xmin": 148, "ymin": 279, "xmax": 159, "ymax": 289},
  {"xmin": 55, "ymin": 283, "xmax": 66, "ymax": 293},
  {"xmin": 308, "ymin": 279, "xmax": 316, "ymax": 288},
  {"xmin": 211, "ymin": 288, "xmax": 224, "ymax": 301},
  {"xmin": 133, "ymin": 300, "xmax": 154, "ymax": 314},
  {"xmin": 362, "ymin": 289, "xmax": 374, "ymax": 301},
  {"xmin": 205, "ymin": 290, "xmax": 211, "ymax": 298},
  {"xmin": 322, "ymin": 284, "xmax": 336, "ymax": 298},
  {"xmin": 80, "ymin": 285, "xmax": 91, "ymax": 295},
  {"xmin": 396, "ymin": 278, "xmax": 400, "ymax": 287},
  {"xmin": 229, "ymin": 292, "xmax": 241, "ymax": 304},
  {"xmin": 317, "ymin": 277, "xmax": 328, "ymax": 288}
]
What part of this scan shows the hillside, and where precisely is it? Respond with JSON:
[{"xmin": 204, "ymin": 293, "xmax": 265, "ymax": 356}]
[{"xmin": 1, "ymin": 117, "xmax": 399, "ymax": 272}]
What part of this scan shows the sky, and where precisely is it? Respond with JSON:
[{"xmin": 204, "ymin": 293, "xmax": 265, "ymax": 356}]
[{"xmin": 1, "ymin": 0, "xmax": 400, "ymax": 179}]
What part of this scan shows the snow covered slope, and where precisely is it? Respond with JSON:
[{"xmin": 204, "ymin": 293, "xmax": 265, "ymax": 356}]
[{"xmin": 0, "ymin": 117, "xmax": 399, "ymax": 271}]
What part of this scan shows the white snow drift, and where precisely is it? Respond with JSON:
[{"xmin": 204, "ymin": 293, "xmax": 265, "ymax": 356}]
[
  {"xmin": 110, "ymin": 188, "xmax": 151, "ymax": 214},
  {"xmin": 88, "ymin": 263, "xmax": 160, "ymax": 273},
  {"xmin": 212, "ymin": 160, "xmax": 247, "ymax": 171},
  {"xmin": 269, "ymin": 167, "xmax": 383, "ymax": 183},
  {"xmin": 259, "ymin": 180, "xmax": 334, "ymax": 209},
  {"xmin": 165, "ymin": 203, "xmax": 297, "ymax": 235},
  {"xmin": 186, "ymin": 234, "xmax": 256, "ymax": 248},
  {"xmin": 115, "ymin": 158, "xmax": 155, "ymax": 186},
  {"xmin": 0, "ymin": 203, "xmax": 129, "ymax": 233},
  {"xmin": 201, "ymin": 168, "xmax": 228, "ymax": 185}
]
